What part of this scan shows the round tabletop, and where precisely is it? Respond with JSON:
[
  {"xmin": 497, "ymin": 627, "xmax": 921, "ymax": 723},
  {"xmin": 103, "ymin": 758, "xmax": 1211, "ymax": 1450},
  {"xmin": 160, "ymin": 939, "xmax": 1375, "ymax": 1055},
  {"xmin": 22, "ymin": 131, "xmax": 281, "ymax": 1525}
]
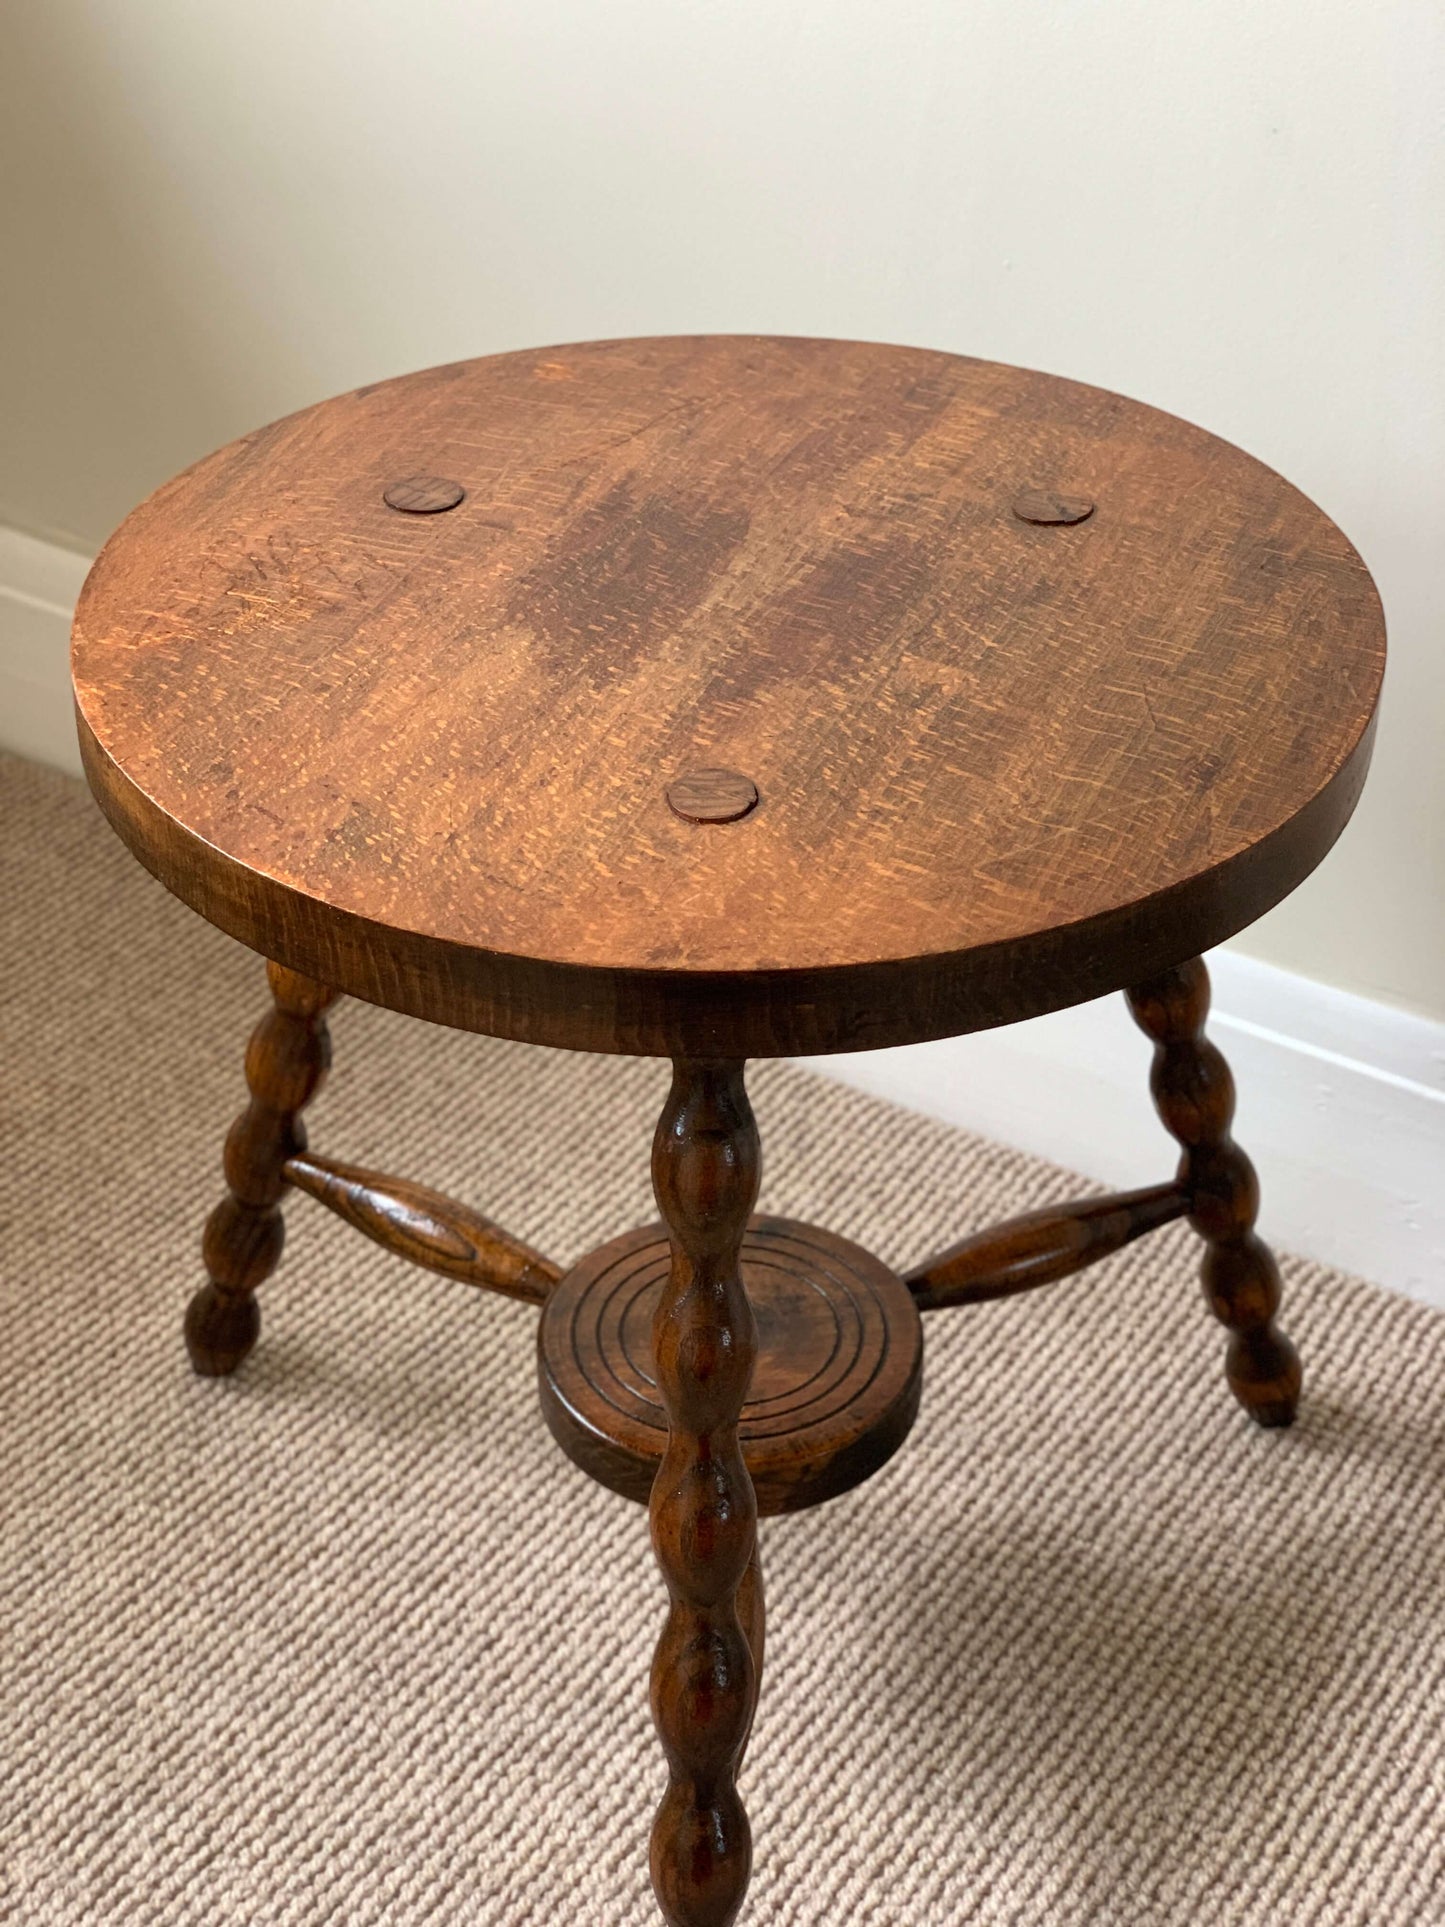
[{"xmin": 72, "ymin": 336, "xmax": 1384, "ymax": 1059}]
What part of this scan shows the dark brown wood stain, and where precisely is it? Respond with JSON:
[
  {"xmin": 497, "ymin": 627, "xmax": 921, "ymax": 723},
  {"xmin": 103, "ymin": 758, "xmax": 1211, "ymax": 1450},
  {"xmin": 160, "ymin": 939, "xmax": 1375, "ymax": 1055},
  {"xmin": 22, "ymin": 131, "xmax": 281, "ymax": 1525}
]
[
  {"xmin": 72, "ymin": 337, "xmax": 1387, "ymax": 1927},
  {"xmin": 186, "ymin": 963, "xmax": 337, "ymax": 1375},
  {"xmin": 539, "ymin": 1215, "xmax": 922, "ymax": 1514},
  {"xmin": 1127, "ymin": 957, "xmax": 1302, "ymax": 1426}
]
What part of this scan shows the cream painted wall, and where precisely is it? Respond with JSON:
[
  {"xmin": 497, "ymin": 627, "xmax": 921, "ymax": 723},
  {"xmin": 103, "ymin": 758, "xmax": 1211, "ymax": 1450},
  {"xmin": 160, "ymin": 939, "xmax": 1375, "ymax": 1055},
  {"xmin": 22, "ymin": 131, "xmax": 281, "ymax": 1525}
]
[{"xmin": 2, "ymin": 1, "xmax": 1442, "ymax": 1018}]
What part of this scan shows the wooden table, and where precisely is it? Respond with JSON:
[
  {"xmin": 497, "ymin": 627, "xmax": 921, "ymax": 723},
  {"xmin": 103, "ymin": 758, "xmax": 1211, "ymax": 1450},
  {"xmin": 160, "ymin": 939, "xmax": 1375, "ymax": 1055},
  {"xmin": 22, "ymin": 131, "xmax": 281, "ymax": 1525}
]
[{"xmin": 71, "ymin": 336, "xmax": 1385, "ymax": 1927}]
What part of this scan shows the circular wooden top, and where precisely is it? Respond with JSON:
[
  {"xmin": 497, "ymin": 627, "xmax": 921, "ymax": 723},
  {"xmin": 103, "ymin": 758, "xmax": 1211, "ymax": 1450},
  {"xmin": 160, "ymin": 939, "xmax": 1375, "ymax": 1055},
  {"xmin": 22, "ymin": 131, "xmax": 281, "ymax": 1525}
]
[{"xmin": 72, "ymin": 336, "xmax": 1385, "ymax": 1058}]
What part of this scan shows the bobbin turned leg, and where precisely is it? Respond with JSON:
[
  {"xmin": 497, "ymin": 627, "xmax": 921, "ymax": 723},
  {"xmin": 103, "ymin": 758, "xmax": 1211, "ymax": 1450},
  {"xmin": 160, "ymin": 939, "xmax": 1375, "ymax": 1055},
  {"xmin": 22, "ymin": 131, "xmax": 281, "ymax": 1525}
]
[
  {"xmin": 1127, "ymin": 956, "xmax": 1301, "ymax": 1427},
  {"xmin": 648, "ymin": 1060, "xmax": 762, "ymax": 1927},
  {"xmin": 184, "ymin": 962, "xmax": 338, "ymax": 1376}
]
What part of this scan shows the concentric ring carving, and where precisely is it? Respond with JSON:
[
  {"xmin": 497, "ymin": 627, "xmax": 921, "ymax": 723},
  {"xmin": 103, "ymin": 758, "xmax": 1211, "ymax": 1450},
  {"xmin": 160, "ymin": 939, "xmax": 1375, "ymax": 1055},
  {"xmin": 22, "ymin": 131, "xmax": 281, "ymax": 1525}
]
[{"xmin": 538, "ymin": 1215, "xmax": 923, "ymax": 1516}]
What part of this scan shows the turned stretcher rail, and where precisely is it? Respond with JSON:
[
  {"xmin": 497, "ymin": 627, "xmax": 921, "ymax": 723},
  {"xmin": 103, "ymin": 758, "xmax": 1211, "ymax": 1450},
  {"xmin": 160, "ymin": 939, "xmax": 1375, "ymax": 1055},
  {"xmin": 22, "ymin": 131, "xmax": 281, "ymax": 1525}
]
[
  {"xmin": 283, "ymin": 1151, "xmax": 563, "ymax": 1305},
  {"xmin": 906, "ymin": 1181, "xmax": 1190, "ymax": 1311}
]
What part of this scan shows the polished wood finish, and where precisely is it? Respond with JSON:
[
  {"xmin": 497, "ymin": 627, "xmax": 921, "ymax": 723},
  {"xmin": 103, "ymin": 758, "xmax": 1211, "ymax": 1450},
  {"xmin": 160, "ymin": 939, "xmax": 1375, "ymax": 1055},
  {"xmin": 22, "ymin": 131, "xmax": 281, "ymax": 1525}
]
[
  {"xmin": 75, "ymin": 339, "xmax": 1385, "ymax": 1925},
  {"xmin": 284, "ymin": 1150, "xmax": 561, "ymax": 1304},
  {"xmin": 906, "ymin": 1181, "xmax": 1189, "ymax": 1309},
  {"xmin": 1127, "ymin": 957, "xmax": 1301, "ymax": 1427},
  {"xmin": 647, "ymin": 1061, "xmax": 761, "ymax": 1927},
  {"xmin": 736, "ymin": 1546, "xmax": 764, "ymax": 1771},
  {"xmin": 538, "ymin": 1216, "xmax": 923, "ymax": 1514},
  {"xmin": 186, "ymin": 963, "xmax": 338, "ymax": 1375},
  {"xmin": 73, "ymin": 336, "xmax": 1383, "ymax": 1059}
]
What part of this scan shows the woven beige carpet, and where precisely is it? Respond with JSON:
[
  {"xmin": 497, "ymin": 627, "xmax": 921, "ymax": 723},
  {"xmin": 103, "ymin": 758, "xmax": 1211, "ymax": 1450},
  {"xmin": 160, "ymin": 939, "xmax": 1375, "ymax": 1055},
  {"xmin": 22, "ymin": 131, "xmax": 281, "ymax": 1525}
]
[{"xmin": 3, "ymin": 749, "xmax": 1444, "ymax": 1925}]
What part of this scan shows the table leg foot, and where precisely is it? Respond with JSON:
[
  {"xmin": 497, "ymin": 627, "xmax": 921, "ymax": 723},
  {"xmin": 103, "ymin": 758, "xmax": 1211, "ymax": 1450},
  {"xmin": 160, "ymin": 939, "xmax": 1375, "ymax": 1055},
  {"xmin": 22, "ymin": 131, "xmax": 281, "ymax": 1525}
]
[
  {"xmin": 647, "ymin": 1059, "xmax": 761, "ymax": 1927},
  {"xmin": 1127, "ymin": 957, "xmax": 1301, "ymax": 1428},
  {"xmin": 186, "ymin": 962, "xmax": 338, "ymax": 1376}
]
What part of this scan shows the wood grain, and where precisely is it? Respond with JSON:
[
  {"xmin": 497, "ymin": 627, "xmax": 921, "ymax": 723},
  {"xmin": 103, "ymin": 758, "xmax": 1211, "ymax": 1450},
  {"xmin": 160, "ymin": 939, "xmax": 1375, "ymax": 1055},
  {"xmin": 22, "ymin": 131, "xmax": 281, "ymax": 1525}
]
[
  {"xmin": 538, "ymin": 1215, "xmax": 923, "ymax": 1514},
  {"xmin": 906, "ymin": 1181, "xmax": 1189, "ymax": 1309},
  {"xmin": 71, "ymin": 337, "xmax": 1385, "ymax": 1058},
  {"xmin": 665, "ymin": 768, "xmax": 760, "ymax": 825},
  {"xmin": 735, "ymin": 1545, "xmax": 764, "ymax": 1772},
  {"xmin": 1127, "ymin": 957, "xmax": 1301, "ymax": 1426},
  {"xmin": 186, "ymin": 963, "xmax": 338, "ymax": 1374},
  {"xmin": 283, "ymin": 1151, "xmax": 561, "ymax": 1304},
  {"xmin": 647, "ymin": 1060, "xmax": 761, "ymax": 1927}
]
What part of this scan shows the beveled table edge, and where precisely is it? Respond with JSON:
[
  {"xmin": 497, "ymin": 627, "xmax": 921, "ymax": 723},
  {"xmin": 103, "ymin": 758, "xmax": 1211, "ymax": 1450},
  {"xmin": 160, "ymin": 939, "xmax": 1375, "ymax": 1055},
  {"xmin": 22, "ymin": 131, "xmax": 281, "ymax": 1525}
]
[{"xmin": 75, "ymin": 702, "xmax": 1378, "ymax": 1059}]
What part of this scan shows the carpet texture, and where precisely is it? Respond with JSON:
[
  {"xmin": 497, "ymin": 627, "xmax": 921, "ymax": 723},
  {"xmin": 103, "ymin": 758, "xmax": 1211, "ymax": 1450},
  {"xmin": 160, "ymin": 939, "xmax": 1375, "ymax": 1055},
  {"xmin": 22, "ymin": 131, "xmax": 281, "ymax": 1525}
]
[{"xmin": 2, "ymin": 749, "xmax": 1444, "ymax": 1925}]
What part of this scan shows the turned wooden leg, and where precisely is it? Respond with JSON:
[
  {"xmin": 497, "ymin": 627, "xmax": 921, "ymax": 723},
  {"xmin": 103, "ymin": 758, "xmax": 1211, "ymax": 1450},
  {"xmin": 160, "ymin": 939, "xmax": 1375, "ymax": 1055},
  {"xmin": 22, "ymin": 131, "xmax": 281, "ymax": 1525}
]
[
  {"xmin": 185, "ymin": 961, "xmax": 338, "ymax": 1376},
  {"xmin": 1127, "ymin": 956, "xmax": 1301, "ymax": 1427},
  {"xmin": 736, "ymin": 1543, "xmax": 765, "ymax": 1770},
  {"xmin": 648, "ymin": 1059, "xmax": 762, "ymax": 1927}
]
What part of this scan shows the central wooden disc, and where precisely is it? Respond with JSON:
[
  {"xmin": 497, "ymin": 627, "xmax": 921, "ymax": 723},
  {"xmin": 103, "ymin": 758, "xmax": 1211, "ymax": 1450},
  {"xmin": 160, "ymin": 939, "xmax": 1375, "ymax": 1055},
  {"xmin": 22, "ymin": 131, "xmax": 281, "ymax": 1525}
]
[{"xmin": 537, "ymin": 1216, "xmax": 923, "ymax": 1516}]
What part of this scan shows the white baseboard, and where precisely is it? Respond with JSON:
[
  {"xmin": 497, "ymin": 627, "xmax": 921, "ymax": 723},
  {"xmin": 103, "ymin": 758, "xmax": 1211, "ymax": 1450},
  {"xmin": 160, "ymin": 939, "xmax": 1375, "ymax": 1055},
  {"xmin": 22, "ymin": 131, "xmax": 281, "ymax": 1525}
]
[
  {"xmin": 0, "ymin": 525, "xmax": 87, "ymax": 777},
  {"xmin": 806, "ymin": 952, "xmax": 1445, "ymax": 1309},
  {"xmin": 5, "ymin": 524, "xmax": 1442, "ymax": 1306}
]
